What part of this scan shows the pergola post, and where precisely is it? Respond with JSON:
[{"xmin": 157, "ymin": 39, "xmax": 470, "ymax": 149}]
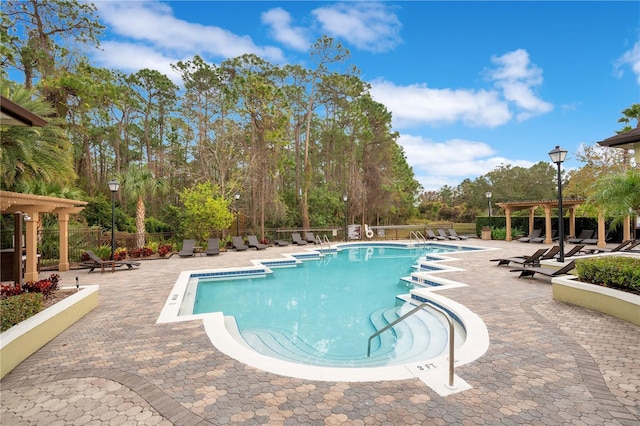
[
  {"xmin": 53, "ymin": 208, "xmax": 82, "ymax": 272},
  {"xmin": 568, "ymin": 207, "xmax": 576, "ymax": 239},
  {"xmin": 528, "ymin": 208, "xmax": 536, "ymax": 236},
  {"xmin": 504, "ymin": 207, "xmax": 513, "ymax": 241},
  {"xmin": 23, "ymin": 211, "xmax": 39, "ymax": 282},
  {"xmin": 544, "ymin": 205, "xmax": 553, "ymax": 244},
  {"xmin": 57, "ymin": 211, "xmax": 70, "ymax": 272},
  {"xmin": 623, "ymin": 215, "xmax": 631, "ymax": 241},
  {"xmin": 597, "ymin": 212, "xmax": 606, "ymax": 248}
]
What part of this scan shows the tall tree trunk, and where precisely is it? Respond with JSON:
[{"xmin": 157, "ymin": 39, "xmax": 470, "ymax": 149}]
[{"xmin": 136, "ymin": 196, "xmax": 146, "ymax": 249}]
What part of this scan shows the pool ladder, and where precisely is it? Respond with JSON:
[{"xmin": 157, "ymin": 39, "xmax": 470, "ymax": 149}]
[
  {"xmin": 410, "ymin": 230, "xmax": 428, "ymax": 245},
  {"xmin": 315, "ymin": 234, "xmax": 331, "ymax": 249},
  {"xmin": 367, "ymin": 301, "xmax": 456, "ymax": 388}
]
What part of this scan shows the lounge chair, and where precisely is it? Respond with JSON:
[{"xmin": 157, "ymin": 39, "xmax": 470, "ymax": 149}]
[
  {"xmin": 291, "ymin": 233, "xmax": 308, "ymax": 245},
  {"xmin": 567, "ymin": 230, "xmax": 594, "ymax": 244},
  {"xmin": 581, "ymin": 230, "xmax": 612, "ymax": 246},
  {"xmin": 438, "ymin": 228, "xmax": 458, "ymax": 240},
  {"xmin": 247, "ymin": 235, "xmax": 267, "ymax": 250},
  {"xmin": 561, "ymin": 245, "xmax": 585, "ymax": 258},
  {"xmin": 490, "ymin": 248, "xmax": 549, "ymax": 267},
  {"xmin": 304, "ymin": 232, "xmax": 317, "ymax": 244},
  {"xmin": 623, "ymin": 239, "xmax": 640, "ymax": 252},
  {"xmin": 81, "ymin": 250, "xmax": 140, "ymax": 274},
  {"xmin": 539, "ymin": 246, "xmax": 561, "ymax": 260},
  {"xmin": 232, "ymin": 236, "xmax": 248, "ymax": 251},
  {"xmin": 530, "ymin": 230, "xmax": 556, "ymax": 243},
  {"xmin": 518, "ymin": 229, "xmax": 541, "ymax": 243},
  {"xmin": 274, "ymin": 239, "xmax": 290, "ymax": 246},
  {"xmin": 205, "ymin": 238, "xmax": 220, "ymax": 256},
  {"xmin": 509, "ymin": 260, "xmax": 576, "ymax": 279},
  {"xmin": 178, "ymin": 239, "xmax": 196, "ymax": 257},
  {"xmin": 426, "ymin": 229, "xmax": 445, "ymax": 240},
  {"xmin": 581, "ymin": 239, "xmax": 633, "ymax": 254},
  {"xmin": 448, "ymin": 229, "xmax": 468, "ymax": 240}
]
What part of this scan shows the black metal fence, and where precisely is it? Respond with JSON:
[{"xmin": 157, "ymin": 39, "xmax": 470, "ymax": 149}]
[{"xmin": 3, "ymin": 228, "xmax": 177, "ymax": 270}]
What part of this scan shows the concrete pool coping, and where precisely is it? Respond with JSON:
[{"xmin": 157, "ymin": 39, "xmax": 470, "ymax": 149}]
[{"xmin": 156, "ymin": 243, "xmax": 491, "ymax": 395}]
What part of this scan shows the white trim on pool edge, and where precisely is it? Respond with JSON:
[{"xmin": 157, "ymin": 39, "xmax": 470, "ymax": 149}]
[{"xmin": 156, "ymin": 242, "xmax": 490, "ymax": 394}]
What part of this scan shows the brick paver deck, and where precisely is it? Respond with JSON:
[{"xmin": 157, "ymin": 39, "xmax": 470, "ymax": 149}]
[{"xmin": 1, "ymin": 239, "xmax": 638, "ymax": 425}]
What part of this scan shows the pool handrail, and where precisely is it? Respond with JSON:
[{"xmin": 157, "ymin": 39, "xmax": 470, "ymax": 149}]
[
  {"xmin": 367, "ymin": 301, "xmax": 456, "ymax": 388},
  {"xmin": 410, "ymin": 230, "xmax": 428, "ymax": 245}
]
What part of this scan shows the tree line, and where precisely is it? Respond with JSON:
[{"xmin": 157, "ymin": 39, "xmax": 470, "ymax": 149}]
[
  {"xmin": 1, "ymin": 1, "xmax": 420, "ymax": 243},
  {"xmin": 1, "ymin": 1, "xmax": 638, "ymax": 246}
]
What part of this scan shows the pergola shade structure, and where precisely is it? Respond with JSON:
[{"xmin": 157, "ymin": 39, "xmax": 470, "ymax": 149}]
[
  {"xmin": 0, "ymin": 95, "xmax": 48, "ymax": 127},
  {"xmin": 596, "ymin": 127, "xmax": 639, "ymax": 238},
  {"xmin": 497, "ymin": 199, "xmax": 587, "ymax": 245},
  {"xmin": 596, "ymin": 127, "xmax": 640, "ymax": 164},
  {"xmin": 1, "ymin": 191, "xmax": 87, "ymax": 282}
]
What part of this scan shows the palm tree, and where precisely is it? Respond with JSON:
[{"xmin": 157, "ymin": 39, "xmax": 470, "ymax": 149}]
[
  {"xmin": 617, "ymin": 103, "xmax": 640, "ymax": 132},
  {"xmin": 588, "ymin": 169, "xmax": 640, "ymax": 227},
  {"xmin": 120, "ymin": 166, "xmax": 167, "ymax": 249},
  {"xmin": 0, "ymin": 81, "xmax": 76, "ymax": 190}
]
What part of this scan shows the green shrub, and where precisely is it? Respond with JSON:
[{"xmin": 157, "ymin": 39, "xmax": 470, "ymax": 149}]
[
  {"xmin": 146, "ymin": 241, "xmax": 159, "ymax": 253},
  {"xmin": 92, "ymin": 244, "xmax": 112, "ymax": 260},
  {"xmin": 575, "ymin": 256, "xmax": 640, "ymax": 293},
  {"xmin": 0, "ymin": 293, "xmax": 43, "ymax": 332},
  {"xmin": 491, "ymin": 227, "xmax": 507, "ymax": 240}
]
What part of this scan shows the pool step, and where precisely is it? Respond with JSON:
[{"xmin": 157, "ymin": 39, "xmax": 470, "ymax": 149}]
[{"xmin": 240, "ymin": 302, "xmax": 449, "ymax": 367}]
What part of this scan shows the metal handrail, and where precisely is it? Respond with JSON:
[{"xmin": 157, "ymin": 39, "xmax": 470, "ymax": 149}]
[
  {"xmin": 410, "ymin": 230, "xmax": 427, "ymax": 245},
  {"xmin": 367, "ymin": 301, "xmax": 456, "ymax": 388}
]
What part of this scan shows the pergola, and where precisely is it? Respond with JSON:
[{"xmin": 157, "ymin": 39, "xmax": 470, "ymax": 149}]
[
  {"xmin": 1, "ymin": 191, "xmax": 87, "ymax": 282},
  {"xmin": 596, "ymin": 127, "xmax": 640, "ymax": 164},
  {"xmin": 1, "ymin": 95, "xmax": 48, "ymax": 127},
  {"xmin": 497, "ymin": 199, "xmax": 586, "ymax": 244},
  {"xmin": 2, "ymin": 95, "xmax": 87, "ymax": 283},
  {"xmin": 596, "ymin": 127, "xmax": 639, "ymax": 239}
]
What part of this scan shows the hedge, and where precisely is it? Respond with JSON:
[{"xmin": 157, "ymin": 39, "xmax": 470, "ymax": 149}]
[
  {"xmin": 575, "ymin": 256, "xmax": 640, "ymax": 293},
  {"xmin": 0, "ymin": 293, "xmax": 43, "ymax": 332}
]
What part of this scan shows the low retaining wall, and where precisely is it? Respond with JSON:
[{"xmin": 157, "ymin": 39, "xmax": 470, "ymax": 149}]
[
  {"xmin": 552, "ymin": 278, "xmax": 639, "ymax": 326},
  {"xmin": 1, "ymin": 285, "xmax": 99, "ymax": 379}
]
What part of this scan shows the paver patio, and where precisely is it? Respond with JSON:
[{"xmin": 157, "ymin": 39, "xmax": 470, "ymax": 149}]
[{"xmin": 1, "ymin": 239, "xmax": 638, "ymax": 425}]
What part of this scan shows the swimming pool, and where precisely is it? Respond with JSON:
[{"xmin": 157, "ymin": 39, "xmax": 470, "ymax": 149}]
[
  {"xmin": 158, "ymin": 241, "xmax": 490, "ymax": 386},
  {"xmin": 192, "ymin": 246, "xmax": 455, "ymax": 367}
]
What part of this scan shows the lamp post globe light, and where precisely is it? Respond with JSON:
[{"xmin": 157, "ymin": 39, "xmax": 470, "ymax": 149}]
[
  {"xmin": 342, "ymin": 194, "xmax": 348, "ymax": 241},
  {"xmin": 549, "ymin": 146, "xmax": 568, "ymax": 262},
  {"xmin": 234, "ymin": 193, "xmax": 240, "ymax": 237},
  {"xmin": 485, "ymin": 191, "xmax": 492, "ymax": 228},
  {"xmin": 107, "ymin": 180, "xmax": 120, "ymax": 261}
]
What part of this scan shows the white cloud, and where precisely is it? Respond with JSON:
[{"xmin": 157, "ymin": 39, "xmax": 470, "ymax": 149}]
[
  {"xmin": 262, "ymin": 7, "xmax": 310, "ymax": 51},
  {"xmin": 398, "ymin": 134, "xmax": 534, "ymax": 191},
  {"xmin": 369, "ymin": 49, "xmax": 553, "ymax": 129},
  {"xmin": 486, "ymin": 49, "xmax": 553, "ymax": 121},
  {"xmin": 312, "ymin": 2, "xmax": 402, "ymax": 53},
  {"xmin": 94, "ymin": 41, "xmax": 184, "ymax": 83},
  {"xmin": 614, "ymin": 41, "xmax": 640, "ymax": 84},
  {"xmin": 95, "ymin": 2, "xmax": 285, "ymax": 64},
  {"xmin": 370, "ymin": 80, "xmax": 512, "ymax": 128}
]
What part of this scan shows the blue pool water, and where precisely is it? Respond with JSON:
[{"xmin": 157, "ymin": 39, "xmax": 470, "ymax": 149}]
[{"xmin": 192, "ymin": 245, "xmax": 463, "ymax": 367}]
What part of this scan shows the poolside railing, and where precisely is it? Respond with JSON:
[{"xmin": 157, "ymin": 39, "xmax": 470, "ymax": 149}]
[{"xmin": 367, "ymin": 301, "xmax": 456, "ymax": 388}]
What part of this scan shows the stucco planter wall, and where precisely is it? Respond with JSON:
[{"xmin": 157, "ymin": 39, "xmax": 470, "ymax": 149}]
[
  {"xmin": 0, "ymin": 285, "xmax": 99, "ymax": 379},
  {"xmin": 552, "ymin": 277, "xmax": 639, "ymax": 326}
]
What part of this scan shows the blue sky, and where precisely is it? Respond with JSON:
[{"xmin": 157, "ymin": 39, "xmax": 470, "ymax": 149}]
[{"xmin": 90, "ymin": 1, "xmax": 640, "ymax": 191}]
